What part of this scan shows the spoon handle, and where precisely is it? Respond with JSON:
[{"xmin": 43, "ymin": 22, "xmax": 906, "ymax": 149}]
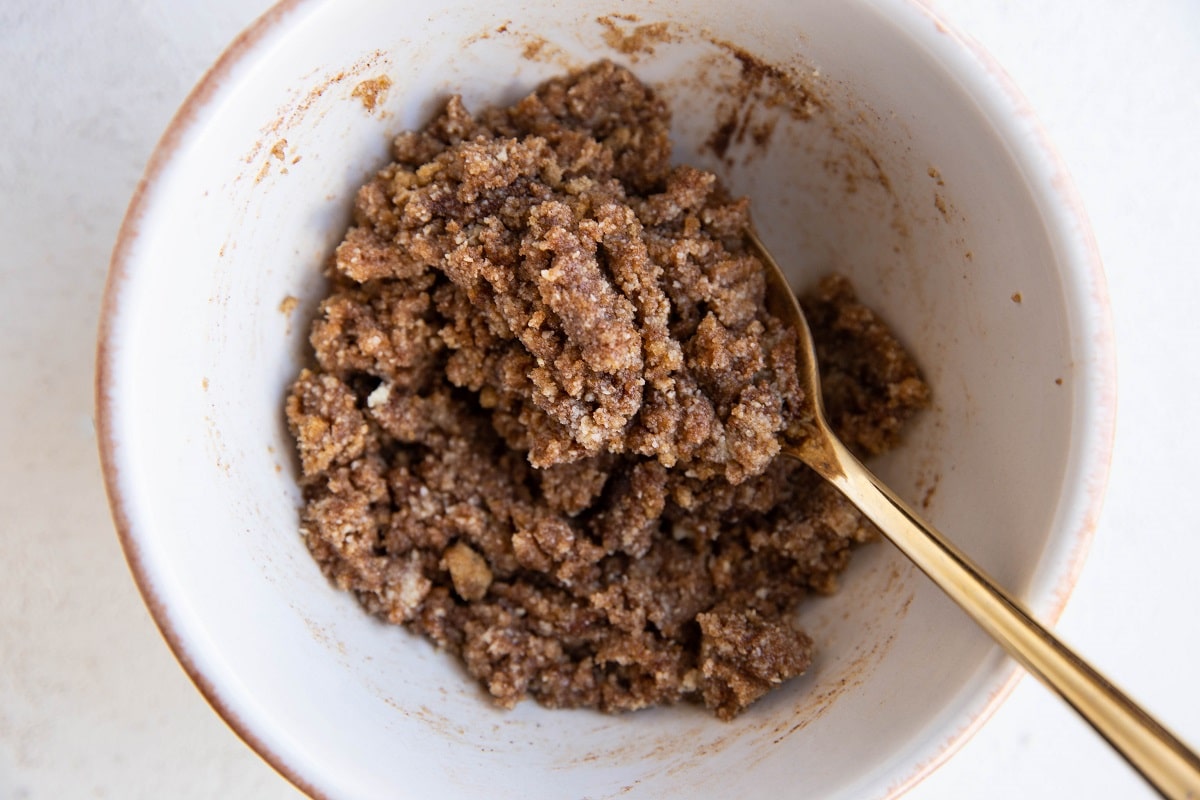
[{"xmin": 820, "ymin": 436, "xmax": 1200, "ymax": 800}]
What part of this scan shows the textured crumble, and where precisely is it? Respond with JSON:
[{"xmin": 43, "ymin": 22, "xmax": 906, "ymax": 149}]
[{"xmin": 285, "ymin": 60, "xmax": 928, "ymax": 719}]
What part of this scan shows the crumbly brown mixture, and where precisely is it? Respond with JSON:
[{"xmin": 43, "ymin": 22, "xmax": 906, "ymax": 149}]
[{"xmin": 285, "ymin": 61, "xmax": 927, "ymax": 719}]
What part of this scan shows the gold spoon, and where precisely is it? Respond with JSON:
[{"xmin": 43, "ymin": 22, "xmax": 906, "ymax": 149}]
[{"xmin": 746, "ymin": 227, "xmax": 1200, "ymax": 800}]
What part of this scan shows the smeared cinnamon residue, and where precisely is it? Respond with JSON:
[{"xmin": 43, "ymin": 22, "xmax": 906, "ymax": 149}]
[
  {"xmin": 351, "ymin": 75, "xmax": 393, "ymax": 112},
  {"xmin": 596, "ymin": 15, "xmax": 680, "ymax": 60},
  {"xmin": 934, "ymin": 193, "xmax": 949, "ymax": 220},
  {"xmin": 704, "ymin": 40, "xmax": 822, "ymax": 163}
]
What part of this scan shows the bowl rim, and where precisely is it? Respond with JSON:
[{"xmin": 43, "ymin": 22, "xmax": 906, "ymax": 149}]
[
  {"xmin": 869, "ymin": 0, "xmax": 1118, "ymax": 795},
  {"xmin": 95, "ymin": 2, "xmax": 330, "ymax": 797},
  {"xmin": 94, "ymin": 0, "xmax": 1117, "ymax": 797}
]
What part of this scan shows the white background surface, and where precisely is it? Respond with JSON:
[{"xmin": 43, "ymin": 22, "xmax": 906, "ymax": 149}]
[{"xmin": 1, "ymin": 1, "xmax": 1196, "ymax": 798}]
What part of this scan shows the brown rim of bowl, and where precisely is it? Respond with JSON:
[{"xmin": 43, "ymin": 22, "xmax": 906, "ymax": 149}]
[
  {"xmin": 93, "ymin": 1, "xmax": 1117, "ymax": 798},
  {"xmin": 94, "ymin": 1, "xmax": 326, "ymax": 797}
]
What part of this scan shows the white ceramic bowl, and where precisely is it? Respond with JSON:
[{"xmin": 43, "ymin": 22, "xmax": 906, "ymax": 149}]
[{"xmin": 96, "ymin": 0, "xmax": 1115, "ymax": 797}]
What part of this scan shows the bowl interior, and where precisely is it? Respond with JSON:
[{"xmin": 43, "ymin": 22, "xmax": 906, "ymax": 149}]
[{"xmin": 100, "ymin": 0, "xmax": 1108, "ymax": 797}]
